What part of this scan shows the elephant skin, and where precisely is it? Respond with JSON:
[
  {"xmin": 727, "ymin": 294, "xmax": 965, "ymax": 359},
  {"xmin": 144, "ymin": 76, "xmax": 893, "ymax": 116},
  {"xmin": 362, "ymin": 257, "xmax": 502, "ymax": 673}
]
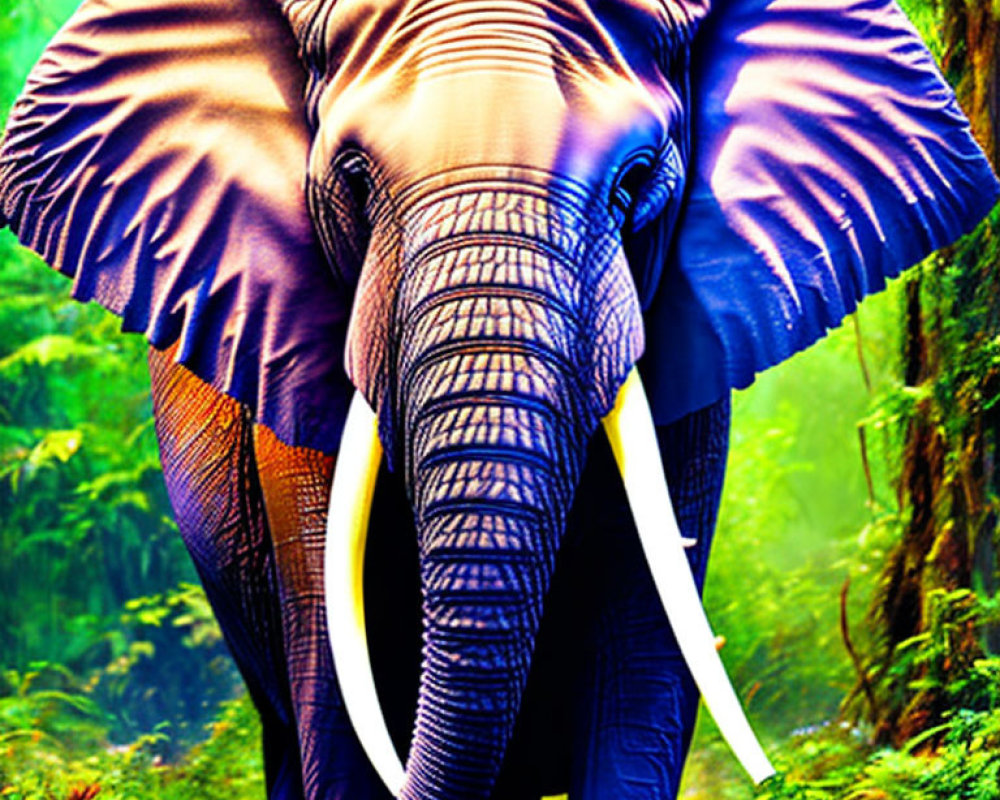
[{"xmin": 0, "ymin": 0, "xmax": 997, "ymax": 797}]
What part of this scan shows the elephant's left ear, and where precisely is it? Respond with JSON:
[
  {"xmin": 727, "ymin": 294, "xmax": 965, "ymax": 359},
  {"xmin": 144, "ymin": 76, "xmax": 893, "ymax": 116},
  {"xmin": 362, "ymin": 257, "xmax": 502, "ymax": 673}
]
[
  {"xmin": 0, "ymin": 0, "xmax": 353, "ymax": 453},
  {"xmin": 638, "ymin": 0, "xmax": 999, "ymax": 423}
]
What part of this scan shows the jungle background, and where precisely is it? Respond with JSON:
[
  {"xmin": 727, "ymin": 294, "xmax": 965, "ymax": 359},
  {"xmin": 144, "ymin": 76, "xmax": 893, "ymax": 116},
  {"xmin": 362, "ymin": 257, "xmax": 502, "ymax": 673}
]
[{"xmin": 0, "ymin": 0, "xmax": 997, "ymax": 797}]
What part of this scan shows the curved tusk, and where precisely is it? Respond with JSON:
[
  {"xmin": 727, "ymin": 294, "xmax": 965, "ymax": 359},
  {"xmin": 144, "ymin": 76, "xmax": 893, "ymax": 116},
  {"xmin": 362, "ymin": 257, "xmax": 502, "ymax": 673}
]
[
  {"xmin": 324, "ymin": 390, "xmax": 406, "ymax": 797},
  {"xmin": 602, "ymin": 368, "xmax": 775, "ymax": 784}
]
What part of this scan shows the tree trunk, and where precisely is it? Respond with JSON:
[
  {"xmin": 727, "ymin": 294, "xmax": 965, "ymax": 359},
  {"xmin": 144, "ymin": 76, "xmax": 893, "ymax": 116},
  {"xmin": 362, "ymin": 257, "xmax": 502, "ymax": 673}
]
[{"xmin": 860, "ymin": 0, "xmax": 1000, "ymax": 748}]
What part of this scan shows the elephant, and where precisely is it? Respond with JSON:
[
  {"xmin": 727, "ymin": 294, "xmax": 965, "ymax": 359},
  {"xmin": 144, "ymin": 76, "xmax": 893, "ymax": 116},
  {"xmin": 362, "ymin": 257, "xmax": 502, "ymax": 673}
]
[{"xmin": 0, "ymin": 0, "xmax": 996, "ymax": 796}]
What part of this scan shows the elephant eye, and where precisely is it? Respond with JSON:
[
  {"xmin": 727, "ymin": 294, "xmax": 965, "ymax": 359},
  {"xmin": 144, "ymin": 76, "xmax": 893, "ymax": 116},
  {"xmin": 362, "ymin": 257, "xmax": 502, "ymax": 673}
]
[
  {"xmin": 313, "ymin": 150, "xmax": 375, "ymax": 289},
  {"xmin": 619, "ymin": 140, "xmax": 685, "ymax": 308},
  {"xmin": 610, "ymin": 152, "xmax": 654, "ymax": 231},
  {"xmin": 340, "ymin": 153, "xmax": 374, "ymax": 212}
]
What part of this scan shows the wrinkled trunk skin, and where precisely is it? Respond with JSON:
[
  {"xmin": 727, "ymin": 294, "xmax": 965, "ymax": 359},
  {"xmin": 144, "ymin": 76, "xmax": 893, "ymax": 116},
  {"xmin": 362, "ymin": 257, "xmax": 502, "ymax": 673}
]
[
  {"xmin": 400, "ymin": 237, "xmax": 587, "ymax": 797},
  {"xmin": 351, "ymin": 181, "xmax": 642, "ymax": 798},
  {"xmin": 403, "ymin": 368, "xmax": 584, "ymax": 799}
]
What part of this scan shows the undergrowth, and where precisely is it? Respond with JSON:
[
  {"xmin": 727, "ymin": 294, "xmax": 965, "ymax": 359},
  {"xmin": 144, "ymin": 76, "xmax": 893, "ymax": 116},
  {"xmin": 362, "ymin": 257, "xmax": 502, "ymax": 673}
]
[{"xmin": 0, "ymin": 690, "xmax": 263, "ymax": 800}]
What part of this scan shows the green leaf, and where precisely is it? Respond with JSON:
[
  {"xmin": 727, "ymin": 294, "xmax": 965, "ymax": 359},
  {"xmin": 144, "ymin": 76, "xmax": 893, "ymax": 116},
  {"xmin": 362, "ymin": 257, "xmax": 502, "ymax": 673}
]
[
  {"xmin": 0, "ymin": 335, "xmax": 102, "ymax": 371},
  {"xmin": 25, "ymin": 429, "xmax": 82, "ymax": 469}
]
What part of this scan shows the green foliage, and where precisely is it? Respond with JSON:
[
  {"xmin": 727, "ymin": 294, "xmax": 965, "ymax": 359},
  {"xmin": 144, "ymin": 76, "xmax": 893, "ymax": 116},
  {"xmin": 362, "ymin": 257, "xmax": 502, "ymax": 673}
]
[
  {"xmin": 0, "ymin": 690, "xmax": 264, "ymax": 800},
  {"xmin": 0, "ymin": 234, "xmax": 244, "ymax": 772},
  {"xmin": 680, "ymin": 283, "xmax": 906, "ymax": 798},
  {"xmin": 0, "ymin": 1, "xmax": 245, "ymax": 775},
  {"xmin": 912, "ymin": 204, "xmax": 1000, "ymax": 442},
  {"xmin": 897, "ymin": 0, "xmax": 943, "ymax": 58},
  {"xmin": 756, "ymin": 590, "xmax": 1000, "ymax": 800},
  {"xmin": 0, "ymin": 3, "xmax": 254, "ymax": 793},
  {"xmin": 854, "ymin": 149, "xmax": 1000, "ymax": 748},
  {"xmin": 93, "ymin": 583, "xmax": 240, "ymax": 759},
  {"xmin": 0, "ymin": 663, "xmax": 110, "ymax": 753},
  {"xmin": 751, "ymin": 592, "xmax": 1000, "ymax": 800},
  {"xmin": 700, "ymin": 284, "xmax": 904, "ymax": 733},
  {"xmin": 755, "ymin": 673, "xmax": 1000, "ymax": 800},
  {"xmin": 891, "ymin": 590, "xmax": 996, "ymax": 718},
  {"xmin": 0, "ymin": 0, "xmax": 81, "ymax": 127},
  {"xmin": 0, "ymin": 236, "xmax": 190, "ymax": 654}
]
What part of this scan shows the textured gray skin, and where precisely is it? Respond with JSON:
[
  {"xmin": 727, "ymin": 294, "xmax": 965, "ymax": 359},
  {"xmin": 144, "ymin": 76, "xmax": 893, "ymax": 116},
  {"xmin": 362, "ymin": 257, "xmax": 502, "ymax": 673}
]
[
  {"xmin": 150, "ymin": 335, "xmax": 730, "ymax": 800},
  {"xmin": 384, "ymin": 183, "xmax": 634, "ymax": 797},
  {"xmin": 153, "ymin": 171, "xmax": 721, "ymax": 798},
  {"xmin": 3, "ymin": 0, "xmax": 726, "ymax": 794},
  {"xmin": 135, "ymin": 39, "xmax": 720, "ymax": 796},
  {"xmin": 147, "ymin": 172, "xmax": 729, "ymax": 800},
  {"xmin": 1, "ymin": 0, "xmax": 995, "ymax": 795}
]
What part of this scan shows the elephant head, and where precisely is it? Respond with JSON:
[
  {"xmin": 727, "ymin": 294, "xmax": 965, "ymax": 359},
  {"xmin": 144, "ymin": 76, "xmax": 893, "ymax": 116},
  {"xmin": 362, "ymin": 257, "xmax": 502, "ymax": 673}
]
[{"xmin": 1, "ymin": 0, "xmax": 996, "ymax": 796}]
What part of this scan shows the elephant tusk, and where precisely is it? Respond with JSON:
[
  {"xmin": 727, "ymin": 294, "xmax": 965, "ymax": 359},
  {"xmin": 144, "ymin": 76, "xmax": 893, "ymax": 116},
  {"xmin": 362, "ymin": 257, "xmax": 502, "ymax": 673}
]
[
  {"xmin": 601, "ymin": 368, "xmax": 775, "ymax": 785},
  {"xmin": 324, "ymin": 390, "xmax": 406, "ymax": 797}
]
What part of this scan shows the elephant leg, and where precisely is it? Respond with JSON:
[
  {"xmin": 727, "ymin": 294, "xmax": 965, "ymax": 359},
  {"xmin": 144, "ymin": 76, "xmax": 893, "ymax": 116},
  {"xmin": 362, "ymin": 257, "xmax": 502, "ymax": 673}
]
[
  {"xmin": 252, "ymin": 425, "xmax": 393, "ymax": 800},
  {"xmin": 568, "ymin": 393, "xmax": 731, "ymax": 800},
  {"xmin": 147, "ymin": 346, "xmax": 302, "ymax": 799}
]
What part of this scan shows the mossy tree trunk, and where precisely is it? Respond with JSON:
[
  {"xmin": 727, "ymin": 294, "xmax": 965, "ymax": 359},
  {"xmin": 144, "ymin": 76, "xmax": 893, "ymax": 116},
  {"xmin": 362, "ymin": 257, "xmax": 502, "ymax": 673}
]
[{"xmin": 863, "ymin": 0, "xmax": 1000, "ymax": 747}]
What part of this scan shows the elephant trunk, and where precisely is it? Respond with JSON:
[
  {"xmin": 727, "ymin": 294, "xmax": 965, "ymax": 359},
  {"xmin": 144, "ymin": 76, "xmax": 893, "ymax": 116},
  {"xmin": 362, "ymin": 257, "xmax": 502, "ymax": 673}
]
[
  {"xmin": 394, "ymin": 213, "xmax": 597, "ymax": 797},
  {"xmin": 402, "ymin": 388, "xmax": 584, "ymax": 798},
  {"xmin": 329, "ymin": 183, "xmax": 773, "ymax": 795}
]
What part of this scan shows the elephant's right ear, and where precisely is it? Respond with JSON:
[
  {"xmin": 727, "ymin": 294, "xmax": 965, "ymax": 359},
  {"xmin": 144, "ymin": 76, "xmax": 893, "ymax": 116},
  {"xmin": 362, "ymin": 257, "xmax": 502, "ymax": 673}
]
[
  {"xmin": 637, "ymin": 0, "xmax": 999, "ymax": 426},
  {"xmin": 0, "ymin": 0, "xmax": 353, "ymax": 453}
]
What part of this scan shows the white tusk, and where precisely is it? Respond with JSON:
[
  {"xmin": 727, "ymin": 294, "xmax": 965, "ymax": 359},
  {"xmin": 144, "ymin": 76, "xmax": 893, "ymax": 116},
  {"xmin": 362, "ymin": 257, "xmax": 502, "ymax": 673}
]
[
  {"xmin": 601, "ymin": 368, "xmax": 775, "ymax": 784},
  {"xmin": 324, "ymin": 390, "xmax": 406, "ymax": 797}
]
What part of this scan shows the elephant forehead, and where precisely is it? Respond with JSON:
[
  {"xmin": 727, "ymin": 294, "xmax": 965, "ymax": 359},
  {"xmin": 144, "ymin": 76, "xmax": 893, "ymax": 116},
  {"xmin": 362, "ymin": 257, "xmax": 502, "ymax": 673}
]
[
  {"xmin": 282, "ymin": 0, "xmax": 705, "ymax": 105},
  {"xmin": 282, "ymin": 0, "xmax": 688, "ymax": 56}
]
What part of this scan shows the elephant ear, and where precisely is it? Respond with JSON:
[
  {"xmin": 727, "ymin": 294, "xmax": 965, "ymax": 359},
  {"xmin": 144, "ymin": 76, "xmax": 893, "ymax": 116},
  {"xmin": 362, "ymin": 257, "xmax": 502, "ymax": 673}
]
[
  {"xmin": 0, "ymin": 0, "xmax": 352, "ymax": 453},
  {"xmin": 638, "ymin": 0, "xmax": 999, "ymax": 422}
]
